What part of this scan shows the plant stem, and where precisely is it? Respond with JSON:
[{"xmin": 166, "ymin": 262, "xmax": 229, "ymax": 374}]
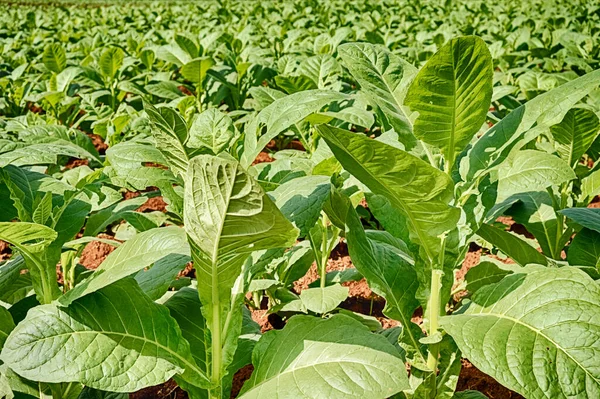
[
  {"xmin": 426, "ymin": 269, "xmax": 443, "ymax": 372},
  {"xmin": 320, "ymin": 216, "xmax": 329, "ymax": 288}
]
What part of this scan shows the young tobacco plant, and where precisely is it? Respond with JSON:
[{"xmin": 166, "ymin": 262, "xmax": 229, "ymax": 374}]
[{"xmin": 313, "ymin": 37, "xmax": 600, "ymax": 398}]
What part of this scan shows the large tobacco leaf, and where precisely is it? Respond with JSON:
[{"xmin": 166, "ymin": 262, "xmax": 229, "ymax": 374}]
[
  {"xmin": 441, "ymin": 266, "xmax": 600, "ymax": 398},
  {"xmin": 338, "ymin": 42, "xmax": 418, "ymax": 150},
  {"xmin": 238, "ymin": 314, "xmax": 409, "ymax": 398},
  {"xmin": 184, "ymin": 155, "xmax": 297, "ymax": 396},
  {"xmin": 60, "ymin": 226, "xmax": 190, "ymax": 306},
  {"xmin": 0, "ymin": 222, "xmax": 60, "ymax": 303},
  {"xmin": 0, "ymin": 279, "xmax": 209, "ymax": 392},
  {"xmin": 317, "ymin": 124, "xmax": 459, "ymax": 263},
  {"xmin": 405, "ymin": 36, "xmax": 493, "ymax": 171},
  {"xmin": 550, "ymin": 108, "xmax": 600, "ymax": 167}
]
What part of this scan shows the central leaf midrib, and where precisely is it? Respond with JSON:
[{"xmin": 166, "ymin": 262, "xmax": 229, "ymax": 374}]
[{"xmin": 208, "ymin": 161, "xmax": 239, "ymax": 385}]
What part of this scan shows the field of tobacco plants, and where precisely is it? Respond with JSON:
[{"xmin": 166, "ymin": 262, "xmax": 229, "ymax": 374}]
[{"xmin": 1, "ymin": 0, "xmax": 600, "ymax": 398}]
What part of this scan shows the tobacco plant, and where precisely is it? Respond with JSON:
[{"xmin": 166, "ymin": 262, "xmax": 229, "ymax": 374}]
[{"xmin": 1, "ymin": 1, "xmax": 600, "ymax": 397}]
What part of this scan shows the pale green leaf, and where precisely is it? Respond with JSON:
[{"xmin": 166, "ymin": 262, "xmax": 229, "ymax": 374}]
[
  {"xmin": 497, "ymin": 150, "xmax": 576, "ymax": 202},
  {"xmin": 1, "ymin": 280, "xmax": 209, "ymax": 392},
  {"xmin": 145, "ymin": 103, "xmax": 189, "ymax": 177},
  {"xmin": 240, "ymin": 90, "xmax": 349, "ymax": 168},
  {"xmin": 238, "ymin": 314, "xmax": 409, "ymax": 399},
  {"xmin": 42, "ymin": 44, "xmax": 66, "ymax": 74},
  {"xmin": 271, "ymin": 175, "xmax": 331, "ymax": 237},
  {"xmin": 60, "ymin": 226, "xmax": 189, "ymax": 306},
  {"xmin": 187, "ymin": 108, "xmax": 237, "ymax": 154},
  {"xmin": 405, "ymin": 36, "xmax": 493, "ymax": 170},
  {"xmin": 317, "ymin": 124, "xmax": 459, "ymax": 263},
  {"xmin": 477, "ymin": 223, "xmax": 547, "ymax": 266},
  {"xmin": 460, "ymin": 69, "xmax": 600, "ymax": 182},
  {"xmin": 181, "ymin": 57, "xmax": 214, "ymax": 84},
  {"xmin": 550, "ymin": 108, "xmax": 600, "ymax": 167},
  {"xmin": 299, "ymin": 284, "xmax": 348, "ymax": 314},
  {"xmin": 441, "ymin": 266, "xmax": 600, "ymax": 398},
  {"xmin": 99, "ymin": 47, "xmax": 124, "ymax": 80},
  {"xmin": 184, "ymin": 155, "xmax": 297, "ymax": 394},
  {"xmin": 338, "ymin": 42, "xmax": 418, "ymax": 149}
]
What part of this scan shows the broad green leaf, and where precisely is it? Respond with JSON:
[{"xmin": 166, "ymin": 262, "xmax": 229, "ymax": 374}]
[
  {"xmin": 441, "ymin": 266, "xmax": 600, "ymax": 398},
  {"xmin": 105, "ymin": 142, "xmax": 176, "ymax": 191},
  {"xmin": 0, "ymin": 222, "xmax": 60, "ymax": 303},
  {"xmin": 238, "ymin": 314, "xmax": 409, "ymax": 399},
  {"xmin": 460, "ymin": 69, "xmax": 600, "ymax": 182},
  {"xmin": 271, "ymin": 175, "xmax": 331, "ymax": 237},
  {"xmin": 0, "ymin": 307, "xmax": 14, "ymax": 349},
  {"xmin": 275, "ymin": 74, "xmax": 317, "ymax": 94},
  {"xmin": 248, "ymin": 86, "xmax": 285, "ymax": 110},
  {"xmin": 299, "ymin": 284, "xmax": 348, "ymax": 314},
  {"xmin": 42, "ymin": 43, "xmax": 66, "ymax": 73},
  {"xmin": 145, "ymin": 81, "xmax": 184, "ymax": 100},
  {"xmin": 157, "ymin": 43, "xmax": 193, "ymax": 66},
  {"xmin": 31, "ymin": 191, "xmax": 52, "ymax": 226},
  {"xmin": 0, "ymin": 256, "xmax": 27, "ymax": 298},
  {"xmin": 0, "ymin": 369, "xmax": 12, "ymax": 399},
  {"xmin": 60, "ymin": 226, "xmax": 189, "ymax": 306},
  {"xmin": 0, "ymin": 364, "xmax": 37, "ymax": 398},
  {"xmin": 240, "ymin": 90, "xmax": 349, "ymax": 168},
  {"xmin": 497, "ymin": 150, "xmax": 575, "ymax": 202},
  {"xmin": 1, "ymin": 280, "xmax": 209, "ymax": 392},
  {"xmin": 464, "ymin": 258, "xmax": 520, "ymax": 293},
  {"xmin": 175, "ymin": 34, "xmax": 199, "ymax": 59},
  {"xmin": 317, "ymin": 124, "xmax": 459, "ymax": 263},
  {"xmin": 99, "ymin": 47, "xmax": 124, "ymax": 80},
  {"xmin": 567, "ymin": 228, "xmax": 600, "ymax": 268},
  {"xmin": 0, "ymin": 142, "xmax": 98, "ymax": 167},
  {"xmin": 134, "ymin": 253, "xmax": 191, "ymax": 300},
  {"xmin": 560, "ymin": 207, "xmax": 600, "ymax": 232},
  {"xmin": 78, "ymin": 387, "xmax": 127, "ymax": 399},
  {"xmin": 338, "ymin": 42, "xmax": 418, "ymax": 149},
  {"xmin": 506, "ymin": 192, "xmax": 563, "ymax": 259},
  {"xmin": 83, "ymin": 196, "xmax": 146, "ymax": 236},
  {"xmin": 298, "ymin": 54, "xmax": 340, "ymax": 88},
  {"xmin": 551, "ymin": 108, "xmax": 600, "ymax": 167},
  {"xmin": 181, "ymin": 57, "xmax": 214, "ymax": 84},
  {"xmin": 477, "ymin": 223, "xmax": 547, "ymax": 266},
  {"xmin": 405, "ymin": 36, "xmax": 493, "ymax": 170},
  {"xmin": 184, "ymin": 155, "xmax": 297, "ymax": 395},
  {"xmin": 187, "ymin": 108, "xmax": 237, "ymax": 154},
  {"xmin": 145, "ymin": 103, "xmax": 189, "ymax": 177},
  {"xmin": 344, "ymin": 207, "xmax": 425, "ymax": 367},
  {"xmin": 581, "ymin": 168, "xmax": 600, "ymax": 203}
]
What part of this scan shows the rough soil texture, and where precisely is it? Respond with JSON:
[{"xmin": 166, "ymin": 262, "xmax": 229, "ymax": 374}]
[
  {"xmin": 458, "ymin": 359, "xmax": 524, "ymax": 398},
  {"xmin": 0, "ymin": 240, "xmax": 12, "ymax": 261},
  {"xmin": 88, "ymin": 132, "xmax": 108, "ymax": 154},
  {"xmin": 251, "ymin": 151, "xmax": 273, "ymax": 165},
  {"xmin": 137, "ymin": 196, "xmax": 168, "ymax": 213},
  {"xmin": 63, "ymin": 158, "xmax": 89, "ymax": 170},
  {"xmin": 79, "ymin": 233, "xmax": 118, "ymax": 270}
]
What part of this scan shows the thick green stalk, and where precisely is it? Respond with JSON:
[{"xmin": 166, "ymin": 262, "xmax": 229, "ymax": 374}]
[{"xmin": 426, "ymin": 269, "xmax": 443, "ymax": 372}]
